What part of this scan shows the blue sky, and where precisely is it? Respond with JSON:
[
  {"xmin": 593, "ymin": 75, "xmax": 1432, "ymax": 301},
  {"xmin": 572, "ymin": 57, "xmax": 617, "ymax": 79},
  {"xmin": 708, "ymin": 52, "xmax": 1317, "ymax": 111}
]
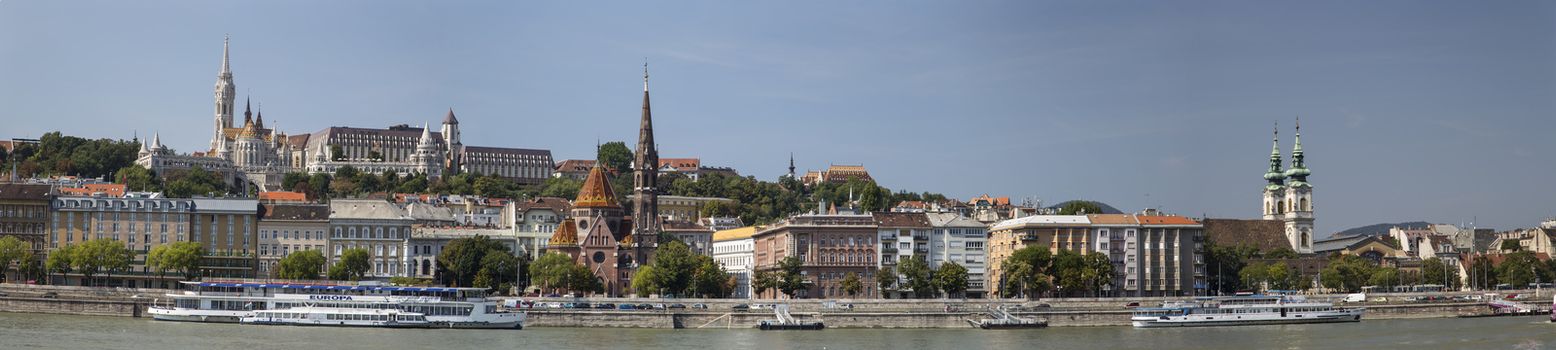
[{"xmin": 2, "ymin": 1, "xmax": 1552, "ymax": 236}]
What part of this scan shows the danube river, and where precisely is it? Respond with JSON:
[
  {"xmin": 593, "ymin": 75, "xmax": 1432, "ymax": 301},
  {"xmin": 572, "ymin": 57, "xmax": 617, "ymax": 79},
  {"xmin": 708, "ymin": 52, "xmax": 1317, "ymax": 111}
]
[{"xmin": 0, "ymin": 312, "xmax": 1551, "ymax": 349}]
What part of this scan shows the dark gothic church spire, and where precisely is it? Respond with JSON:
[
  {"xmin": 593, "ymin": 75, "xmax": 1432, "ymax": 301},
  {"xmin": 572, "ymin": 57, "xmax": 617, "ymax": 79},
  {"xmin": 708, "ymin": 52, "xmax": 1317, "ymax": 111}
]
[{"xmin": 631, "ymin": 61, "xmax": 661, "ymax": 251}]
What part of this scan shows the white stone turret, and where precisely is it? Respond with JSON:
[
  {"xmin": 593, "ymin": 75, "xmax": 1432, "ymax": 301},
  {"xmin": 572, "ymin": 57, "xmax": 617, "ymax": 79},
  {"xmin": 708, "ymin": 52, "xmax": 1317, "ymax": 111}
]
[
  {"xmin": 411, "ymin": 122, "xmax": 444, "ymax": 179},
  {"xmin": 441, "ymin": 108, "xmax": 462, "ymax": 174}
]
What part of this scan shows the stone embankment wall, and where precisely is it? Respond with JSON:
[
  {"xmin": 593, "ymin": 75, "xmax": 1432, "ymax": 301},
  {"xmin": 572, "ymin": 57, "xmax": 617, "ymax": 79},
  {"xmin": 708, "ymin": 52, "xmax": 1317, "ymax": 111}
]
[{"xmin": 0, "ymin": 284, "xmax": 170, "ymax": 317}]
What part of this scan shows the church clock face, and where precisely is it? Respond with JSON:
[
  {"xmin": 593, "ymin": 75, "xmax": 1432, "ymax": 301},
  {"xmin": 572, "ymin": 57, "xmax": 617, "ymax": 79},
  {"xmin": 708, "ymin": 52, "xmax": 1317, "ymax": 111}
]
[{"xmin": 592, "ymin": 251, "xmax": 606, "ymax": 263}]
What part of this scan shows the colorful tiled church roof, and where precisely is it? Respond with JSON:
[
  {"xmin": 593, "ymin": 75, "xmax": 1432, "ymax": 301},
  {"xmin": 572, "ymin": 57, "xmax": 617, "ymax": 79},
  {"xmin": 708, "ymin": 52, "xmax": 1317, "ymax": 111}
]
[
  {"xmin": 574, "ymin": 163, "xmax": 620, "ymax": 208},
  {"xmin": 549, "ymin": 218, "xmax": 578, "ymax": 246}
]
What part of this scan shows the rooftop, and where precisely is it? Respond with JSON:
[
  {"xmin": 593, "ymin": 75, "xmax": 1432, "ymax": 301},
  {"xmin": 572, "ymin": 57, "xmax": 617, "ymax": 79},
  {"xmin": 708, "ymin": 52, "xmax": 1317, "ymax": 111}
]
[
  {"xmin": 713, "ymin": 226, "xmax": 760, "ymax": 242},
  {"xmin": 990, "ymin": 215, "xmax": 1091, "ymax": 231},
  {"xmin": 329, "ymin": 199, "xmax": 409, "ymax": 220}
]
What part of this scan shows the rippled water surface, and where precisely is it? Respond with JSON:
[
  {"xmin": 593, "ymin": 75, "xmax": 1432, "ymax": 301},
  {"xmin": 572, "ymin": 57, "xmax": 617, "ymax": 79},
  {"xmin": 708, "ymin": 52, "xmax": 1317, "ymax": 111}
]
[{"xmin": 0, "ymin": 312, "xmax": 1552, "ymax": 349}]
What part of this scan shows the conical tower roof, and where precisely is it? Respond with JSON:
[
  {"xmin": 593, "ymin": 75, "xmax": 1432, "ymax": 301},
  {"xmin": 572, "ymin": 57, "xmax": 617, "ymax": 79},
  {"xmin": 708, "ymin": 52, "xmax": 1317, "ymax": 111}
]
[
  {"xmin": 549, "ymin": 218, "xmax": 579, "ymax": 246},
  {"xmin": 574, "ymin": 163, "xmax": 620, "ymax": 208}
]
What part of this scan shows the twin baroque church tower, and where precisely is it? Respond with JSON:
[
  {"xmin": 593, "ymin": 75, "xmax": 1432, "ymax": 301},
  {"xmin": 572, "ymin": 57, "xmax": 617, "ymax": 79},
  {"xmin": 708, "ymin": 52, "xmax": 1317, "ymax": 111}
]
[{"xmin": 1261, "ymin": 120, "xmax": 1315, "ymax": 254}]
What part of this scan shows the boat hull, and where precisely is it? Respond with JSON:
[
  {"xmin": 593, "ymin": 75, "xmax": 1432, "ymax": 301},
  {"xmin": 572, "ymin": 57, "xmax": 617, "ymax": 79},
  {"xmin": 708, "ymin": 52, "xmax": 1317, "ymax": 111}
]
[
  {"xmin": 758, "ymin": 322, "xmax": 825, "ymax": 330},
  {"xmin": 241, "ymin": 320, "xmax": 435, "ymax": 328},
  {"xmin": 147, "ymin": 307, "xmax": 249, "ymax": 323},
  {"xmin": 1133, "ymin": 309, "xmax": 1364, "ymax": 328}
]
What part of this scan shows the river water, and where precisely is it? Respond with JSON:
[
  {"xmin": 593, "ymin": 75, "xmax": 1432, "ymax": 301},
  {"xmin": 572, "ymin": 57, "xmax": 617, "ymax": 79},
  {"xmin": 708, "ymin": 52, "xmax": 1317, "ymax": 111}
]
[{"xmin": 0, "ymin": 312, "xmax": 1551, "ymax": 349}]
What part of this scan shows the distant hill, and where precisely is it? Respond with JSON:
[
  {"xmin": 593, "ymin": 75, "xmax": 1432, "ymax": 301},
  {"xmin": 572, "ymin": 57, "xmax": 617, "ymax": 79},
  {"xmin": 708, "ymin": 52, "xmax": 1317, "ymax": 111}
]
[
  {"xmin": 1330, "ymin": 221, "xmax": 1431, "ymax": 239},
  {"xmin": 1047, "ymin": 200, "xmax": 1125, "ymax": 215}
]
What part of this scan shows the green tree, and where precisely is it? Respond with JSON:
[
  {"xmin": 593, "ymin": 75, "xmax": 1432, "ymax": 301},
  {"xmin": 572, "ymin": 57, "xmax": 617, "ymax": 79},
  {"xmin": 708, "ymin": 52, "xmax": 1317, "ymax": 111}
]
[
  {"xmin": 1204, "ymin": 243, "xmax": 1261, "ymax": 295},
  {"xmin": 1056, "ymin": 201, "xmax": 1104, "ymax": 215},
  {"xmin": 536, "ymin": 177, "xmax": 583, "ymax": 199},
  {"xmin": 1369, "ymin": 267, "xmax": 1400, "ymax": 290},
  {"xmin": 1421, "ymin": 257, "xmax": 1460, "ymax": 289},
  {"xmin": 436, "ymin": 235, "xmax": 511, "ymax": 287},
  {"xmin": 147, "ymin": 241, "xmax": 204, "ymax": 281},
  {"xmin": 775, "ymin": 256, "xmax": 807, "ymax": 298},
  {"xmin": 1495, "ymin": 251, "xmax": 1553, "ymax": 288},
  {"xmin": 596, "ymin": 141, "xmax": 632, "ymax": 174},
  {"xmin": 476, "ymin": 251, "xmax": 520, "ymax": 292},
  {"xmin": 1083, "ymin": 251, "xmax": 1115, "ymax": 296},
  {"xmin": 840, "ymin": 272, "xmax": 864, "ymax": 297},
  {"xmin": 1051, "ymin": 249, "xmax": 1087, "ymax": 296},
  {"xmin": 640, "ymin": 240, "xmax": 700, "ymax": 296},
  {"xmin": 1001, "ymin": 246, "xmax": 1053, "ymax": 298},
  {"xmin": 46, "ymin": 244, "xmax": 75, "ymax": 284},
  {"xmin": 876, "ymin": 264, "xmax": 897, "ymax": 296},
  {"xmin": 631, "ymin": 265, "xmax": 659, "ymax": 297},
  {"xmin": 115, "ymin": 166, "xmax": 160, "ymax": 192},
  {"xmin": 277, "ymin": 249, "xmax": 327, "ymax": 280},
  {"xmin": 753, "ymin": 270, "xmax": 779, "ymax": 297},
  {"xmin": 72, "ymin": 239, "xmax": 132, "ymax": 286},
  {"xmin": 307, "ymin": 173, "xmax": 332, "ymax": 200},
  {"xmin": 1240, "ymin": 261, "xmax": 1270, "ymax": 291},
  {"xmin": 1468, "ymin": 255, "xmax": 1498, "ymax": 290},
  {"xmin": 16, "ymin": 251, "xmax": 42, "ymax": 284},
  {"xmin": 0, "ymin": 236, "xmax": 26, "ymax": 282},
  {"xmin": 530, "ymin": 252, "xmax": 578, "ymax": 294},
  {"xmin": 330, "ymin": 145, "xmax": 345, "ymax": 161},
  {"xmin": 897, "ymin": 256, "xmax": 935, "ymax": 298},
  {"xmin": 1500, "ymin": 240, "xmax": 1523, "ymax": 252},
  {"xmin": 331, "ymin": 248, "xmax": 372, "ymax": 281},
  {"xmin": 281, "ymin": 172, "xmax": 310, "ymax": 193},
  {"xmin": 567, "ymin": 263, "xmax": 603, "ymax": 294},
  {"xmin": 164, "ymin": 166, "xmax": 227, "ymax": 198},
  {"xmin": 1319, "ymin": 255, "xmax": 1377, "ymax": 293},
  {"xmin": 1266, "ymin": 262, "xmax": 1303, "ymax": 290},
  {"xmin": 934, "ymin": 261, "xmax": 970, "ymax": 298},
  {"xmin": 690, "ymin": 256, "xmax": 731, "ymax": 298}
]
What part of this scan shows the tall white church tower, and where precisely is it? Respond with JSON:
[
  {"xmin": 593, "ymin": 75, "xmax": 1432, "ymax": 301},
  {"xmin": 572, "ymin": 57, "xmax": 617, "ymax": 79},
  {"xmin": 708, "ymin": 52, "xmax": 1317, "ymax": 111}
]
[
  {"xmin": 1282, "ymin": 119, "xmax": 1314, "ymax": 253},
  {"xmin": 1261, "ymin": 123, "xmax": 1286, "ymax": 221},
  {"xmin": 212, "ymin": 35, "xmax": 237, "ymax": 153}
]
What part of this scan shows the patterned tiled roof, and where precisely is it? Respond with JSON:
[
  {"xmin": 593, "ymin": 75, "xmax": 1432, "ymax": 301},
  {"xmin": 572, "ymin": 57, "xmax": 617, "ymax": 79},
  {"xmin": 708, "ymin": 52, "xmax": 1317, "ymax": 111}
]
[
  {"xmin": 549, "ymin": 218, "xmax": 578, "ymax": 246},
  {"xmin": 574, "ymin": 164, "xmax": 619, "ymax": 208}
]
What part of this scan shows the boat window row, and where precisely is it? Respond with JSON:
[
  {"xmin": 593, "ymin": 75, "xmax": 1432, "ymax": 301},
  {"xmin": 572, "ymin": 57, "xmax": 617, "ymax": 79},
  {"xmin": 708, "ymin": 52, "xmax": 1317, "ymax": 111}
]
[{"xmin": 211, "ymin": 300, "xmax": 266, "ymax": 311}]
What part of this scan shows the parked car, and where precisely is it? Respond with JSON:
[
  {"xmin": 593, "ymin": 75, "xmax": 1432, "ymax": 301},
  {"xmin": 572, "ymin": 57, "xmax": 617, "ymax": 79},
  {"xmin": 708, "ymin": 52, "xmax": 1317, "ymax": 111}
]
[
  {"xmin": 636, "ymin": 304, "xmax": 653, "ymax": 310},
  {"xmin": 690, "ymin": 303, "xmax": 708, "ymax": 309},
  {"xmin": 545, "ymin": 294, "xmax": 561, "ymax": 298},
  {"xmin": 1122, "ymin": 302, "xmax": 1139, "ymax": 308},
  {"xmin": 668, "ymin": 304, "xmax": 687, "ymax": 309},
  {"xmin": 0, "ymin": 290, "xmax": 8, "ymax": 297},
  {"xmin": 650, "ymin": 303, "xmax": 666, "ymax": 310},
  {"xmin": 41, "ymin": 292, "xmax": 58, "ymax": 299},
  {"xmin": 751, "ymin": 303, "xmax": 773, "ymax": 310},
  {"xmin": 618, "ymin": 304, "xmax": 636, "ymax": 310},
  {"xmin": 731, "ymin": 304, "xmax": 750, "ymax": 312},
  {"xmin": 595, "ymin": 303, "xmax": 616, "ymax": 309}
]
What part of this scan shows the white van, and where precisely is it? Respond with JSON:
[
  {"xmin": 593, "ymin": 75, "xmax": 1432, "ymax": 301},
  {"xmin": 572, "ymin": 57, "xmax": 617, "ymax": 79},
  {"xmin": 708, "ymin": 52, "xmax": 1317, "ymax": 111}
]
[{"xmin": 1343, "ymin": 293, "xmax": 1366, "ymax": 303}]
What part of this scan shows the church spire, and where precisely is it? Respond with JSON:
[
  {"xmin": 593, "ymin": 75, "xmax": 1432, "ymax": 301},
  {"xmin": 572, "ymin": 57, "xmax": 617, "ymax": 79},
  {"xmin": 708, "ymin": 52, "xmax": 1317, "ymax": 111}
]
[
  {"xmin": 220, "ymin": 34, "xmax": 232, "ymax": 75},
  {"xmin": 1285, "ymin": 116, "xmax": 1311, "ymax": 186},
  {"xmin": 1263, "ymin": 121, "xmax": 1285, "ymax": 188},
  {"xmin": 788, "ymin": 153, "xmax": 796, "ymax": 178},
  {"xmin": 631, "ymin": 61, "xmax": 661, "ymax": 250},
  {"xmin": 255, "ymin": 102, "xmax": 264, "ymax": 128}
]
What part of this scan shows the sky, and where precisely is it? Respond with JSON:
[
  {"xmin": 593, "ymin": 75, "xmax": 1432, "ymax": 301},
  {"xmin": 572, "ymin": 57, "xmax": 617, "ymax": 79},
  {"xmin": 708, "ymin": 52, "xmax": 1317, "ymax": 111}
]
[{"xmin": 1, "ymin": 1, "xmax": 1552, "ymax": 236}]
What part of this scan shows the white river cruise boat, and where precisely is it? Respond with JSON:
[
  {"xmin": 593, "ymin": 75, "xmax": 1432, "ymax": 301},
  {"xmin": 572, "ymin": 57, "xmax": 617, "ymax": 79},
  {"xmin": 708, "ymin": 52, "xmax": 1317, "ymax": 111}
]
[
  {"xmin": 147, "ymin": 280, "xmax": 524, "ymax": 329},
  {"xmin": 241, "ymin": 307, "xmax": 432, "ymax": 328},
  {"xmin": 1131, "ymin": 295, "xmax": 1364, "ymax": 328}
]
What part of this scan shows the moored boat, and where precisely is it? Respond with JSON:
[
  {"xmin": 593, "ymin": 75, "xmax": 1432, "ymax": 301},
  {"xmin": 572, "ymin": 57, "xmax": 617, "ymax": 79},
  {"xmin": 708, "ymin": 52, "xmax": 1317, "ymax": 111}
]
[
  {"xmin": 149, "ymin": 280, "xmax": 523, "ymax": 329},
  {"xmin": 241, "ymin": 307, "xmax": 433, "ymax": 328},
  {"xmin": 1132, "ymin": 295, "xmax": 1363, "ymax": 328}
]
